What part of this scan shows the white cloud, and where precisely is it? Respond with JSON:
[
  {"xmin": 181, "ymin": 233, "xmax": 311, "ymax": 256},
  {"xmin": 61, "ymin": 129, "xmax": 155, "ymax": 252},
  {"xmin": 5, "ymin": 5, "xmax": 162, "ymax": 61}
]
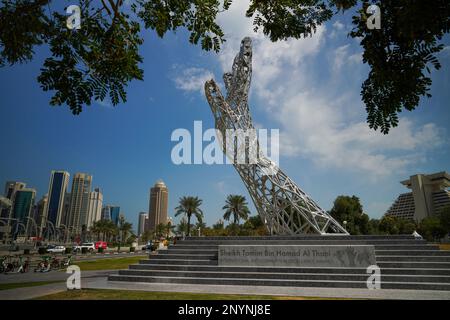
[
  {"xmin": 172, "ymin": 67, "xmax": 214, "ymax": 95},
  {"xmin": 212, "ymin": 1, "xmax": 447, "ymax": 179}
]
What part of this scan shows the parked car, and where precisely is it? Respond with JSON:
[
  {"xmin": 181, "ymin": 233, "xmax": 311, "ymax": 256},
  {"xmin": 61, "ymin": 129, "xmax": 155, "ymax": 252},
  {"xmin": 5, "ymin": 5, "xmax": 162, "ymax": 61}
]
[
  {"xmin": 47, "ymin": 245, "xmax": 66, "ymax": 254},
  {"xmin": 95, "ymin": 241, "xmax": 108, "ymax": 250},
  {"xmin": 73, "ymin": 242, "xmax": 95, "ymax": 253}
]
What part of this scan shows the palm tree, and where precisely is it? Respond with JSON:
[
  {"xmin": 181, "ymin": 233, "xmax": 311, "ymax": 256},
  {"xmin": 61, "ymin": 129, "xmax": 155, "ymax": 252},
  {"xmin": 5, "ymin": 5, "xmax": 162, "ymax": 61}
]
[
  {"xmin": 155, "ymin": 223, "xmax": 166, "ymax": 238},
  {"xmin": 90, "ymin": 221, "xmax": 101, "ymax": 241},
  {"xmin": 119, "ymin": 217, "xmax": 133, "ymax": 243},
  {"xmin": 175, "ymin": 196, "xmax": 203, "ymax": 236},
  {"xmin": 223, "ymin": 195, "xmax": 250, "ymax": 225},
  {"xmin": 176, "ymin": 217, "xmax": 189, "ymax": 235},
  {"xmin": 165, "ymin": 222, "xmax": 176, "ymax": 238}
]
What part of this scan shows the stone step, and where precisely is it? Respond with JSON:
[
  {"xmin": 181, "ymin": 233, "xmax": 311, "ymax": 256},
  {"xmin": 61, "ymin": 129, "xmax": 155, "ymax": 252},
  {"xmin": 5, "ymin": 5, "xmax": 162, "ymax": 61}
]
[
  {"xmin": 377, "ymin": 261, "xmax": 450, "ymax": 269},
  {"xmin": 161, "ymin": 248, "xmax": 448, "ymax": 256},
  {"xmin": 172, "ymin": 244, "xmax": 439, "ymax": 251},
  {"xmin": 162, "ymin": 249, "xmax": 219, "ymax": 255},
  {"xmin": 130, "ymin": 263, "xmax": 450, "ymax": 276},
  {"xmin": 150, "ymin": 254, "xmax": 217, "ymax": 260},
  {"xmin": 139, "ymin": 259, "xmax": 218, "ymax": 266},
  {"xmin": 108, "ymin": 274, "xmax": 450, "ymax": 291},
  {"xmin": 178, "ymin": 239, "xmax": 427, "ymax": 245},
  {"xmin": 375, "ymin": 250, "xmax": 450, "ymax": 256},
  {"xmin": 117, "ymin": 269, "xmax": 450, "ymax": 283},
  {"xmin": 376, "ymin": 255, "xmax": 450, "ymax": 262},
  {"xmin": 184, "ymin": 235, "xmax": 417, "ymax": 241}
]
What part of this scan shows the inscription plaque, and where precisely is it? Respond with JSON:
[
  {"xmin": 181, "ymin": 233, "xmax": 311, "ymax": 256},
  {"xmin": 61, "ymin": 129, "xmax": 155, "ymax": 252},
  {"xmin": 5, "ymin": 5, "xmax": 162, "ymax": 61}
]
[{"xmin": 218, "ymin": 245, "xmax": 376, "ymax": 268}]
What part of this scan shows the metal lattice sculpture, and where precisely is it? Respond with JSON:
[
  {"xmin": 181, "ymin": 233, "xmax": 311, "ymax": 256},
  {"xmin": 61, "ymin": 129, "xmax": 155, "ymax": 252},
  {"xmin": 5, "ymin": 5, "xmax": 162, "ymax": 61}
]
[{"xmin": 204, "ymin": 37, "xmax": 348, "ymax": 235}]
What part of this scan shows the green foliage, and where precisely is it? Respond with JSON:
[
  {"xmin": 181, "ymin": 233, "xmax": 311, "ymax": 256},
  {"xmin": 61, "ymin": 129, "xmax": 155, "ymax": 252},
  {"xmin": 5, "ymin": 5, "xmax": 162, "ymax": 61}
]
[
  {"xmin": 246, "ymin": 0, "xmax": 334, "ymax": 41},
  {"xmin": 418, "ymin": 216, "xmax": 446, "ymax": 241},
  {"xmin": 246, "ymin": 0, "xmax": 450, "ymax": 133},
  {"xmin": 350, "ymin": 0, "xmax": 449, "ymax": 134},
  {"xmin": 175, "ymin": 196, "xmax": 204, "ymax": 236},
  {"xmin": 1, "ymin": 0, "xmax": 449, "ymax": 132},
  {"xmin": 135, "ymin": 0, "xmax": 226, "ymax": 52},
  {"xmin": 201, "ymin": 215, "xmax": 269, "ymax": 237},
  {"xmin": 90, "ymin": 218, "xmax": 120, "ymax": 242},
  {"xmin": 223, "ymin": 195, "xmax": 250, "ymax": 226},
  {"xmin": 329, "ymin": 195, "xmax": 370, "ymax": 235},
  {"xmin": 212, "ymin": 219, "xmax": 224, "ymax": 230},
  {"xmin": 437, "ymin": 205, "xmax": 450, "ymax": 233},
  {"xmin": 0, "ymin": 0, "xmax": 51, "ymax": 65},
  {"xmin": 378, "ymin": 215, "xmax": 417, "ymax": 235}
]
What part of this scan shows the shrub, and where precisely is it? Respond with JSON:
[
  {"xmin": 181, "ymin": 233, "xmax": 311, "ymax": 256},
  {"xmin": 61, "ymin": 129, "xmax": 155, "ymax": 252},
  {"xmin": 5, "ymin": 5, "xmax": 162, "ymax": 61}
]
[{"xmin": 98, "ymin": 247, "xmax": 104, "ymax": 253}]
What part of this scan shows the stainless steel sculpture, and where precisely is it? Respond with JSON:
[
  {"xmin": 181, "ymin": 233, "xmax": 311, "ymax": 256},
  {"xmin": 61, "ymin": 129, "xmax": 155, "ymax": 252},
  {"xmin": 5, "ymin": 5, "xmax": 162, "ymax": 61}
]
[{"xmin": 204, "ymin": 37, "xmax": 348, "ymax": 235}]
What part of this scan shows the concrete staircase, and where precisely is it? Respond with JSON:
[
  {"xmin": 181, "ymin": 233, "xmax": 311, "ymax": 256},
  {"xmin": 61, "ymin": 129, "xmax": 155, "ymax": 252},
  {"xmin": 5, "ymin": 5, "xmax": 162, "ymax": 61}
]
[{"xmin": 108, "ymin": 235, "xmax": 450, "ymax": 291}]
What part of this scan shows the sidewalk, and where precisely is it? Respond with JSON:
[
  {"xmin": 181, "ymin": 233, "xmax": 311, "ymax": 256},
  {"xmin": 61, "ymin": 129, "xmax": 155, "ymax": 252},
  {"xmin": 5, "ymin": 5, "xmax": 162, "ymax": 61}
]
[
  {"xmin": 88, "ymin": 277, "xmax": 450, "ymax": 300},
  {"xmin": 2, "ymin": 274, "xmax": 450, "ymax": 300}
]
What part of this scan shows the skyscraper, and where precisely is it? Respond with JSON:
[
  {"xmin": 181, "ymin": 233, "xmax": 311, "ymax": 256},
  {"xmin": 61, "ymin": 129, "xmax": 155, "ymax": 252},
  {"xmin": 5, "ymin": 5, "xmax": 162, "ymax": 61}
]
[
  {"xmin": 146, "ymin": 180, "xmax": 168, "ymax": 233},
  {"xmin": 1, "ymin": 181, "xmax": 26, "ymax": 220},
  {"xmin": 101, "ymin": 206, "xmax": 111, "ymax": 220},
  {"xmin": 110, "ymin": 206, "xmax": 120, "ymax": 225},
  {"xmin": 87, "ymin": 188, "xmax": 103, "ymax": 228},
  {"xmin": 138, "ymin": 212, "xmax": 148, "ymax": 237},
  {"xmin": 45, "ymin": 171, "xmax": 70, "ymax": 227},
  {"xmin": 12, "ymin": 188, "xmax": 36, "ymax": 235},
  {"xmin": 32, "ymin": 194, "xmax": 48, "ymax": 237},
  {"xmin": 67, "ymin": 173, "xmax": 92, "ymax": 233}
]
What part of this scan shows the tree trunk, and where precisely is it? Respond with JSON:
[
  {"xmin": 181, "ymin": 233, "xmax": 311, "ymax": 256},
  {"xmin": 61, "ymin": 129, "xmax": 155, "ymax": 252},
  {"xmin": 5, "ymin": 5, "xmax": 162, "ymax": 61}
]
[{"xmin": 187, "ymin": 214, "xmax": 191, "ymax": 236}]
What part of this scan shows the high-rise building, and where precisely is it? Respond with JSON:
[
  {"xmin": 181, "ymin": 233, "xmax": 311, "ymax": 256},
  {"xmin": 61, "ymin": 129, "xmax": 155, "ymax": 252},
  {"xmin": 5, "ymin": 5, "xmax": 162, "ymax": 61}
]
[
  {"xmin": 110, "ymin": 206, "xmax": 120, "ymax": 225},
  {"xmin": 385, "ymin": 171, "xmax": 450, "ymax": 221},
  {"xmin": 12, "ymin": 188, "xmax": 36, "ymax": 235},
  {"xmin": 138, "ymin": 212, "xmax": 148, "ymax": 237},
  {"xmin": 45, "ymin": 171, "xmax": 70, "ymax": 227},
  {"xmin": 67, "ymin": 173, "xmax": 92, "ymax": 233},
  {"xmin": 0, "ymin": 196, "xmax": 13, "ymax": 240},
  {"xmin": 146, "ymin": 180, "xmax": 168, "ymax": 233},
  {"xmin": 87, "ymin": 188, "xmax": 103, "ymax": 228},
  {"xmin": 101, "ymin": 206, "xmax": 111, "ymax": 220},
  {"xmin": 32, "ymin": 194, "xmax": 48, "ymax": 237},
  {"xmin": 1, "ymin": 181, "xmax": 26, "ymax": 220},
  {"xmin": 61, "ymin": 192, "xmax": 71, "ymax": 226}
]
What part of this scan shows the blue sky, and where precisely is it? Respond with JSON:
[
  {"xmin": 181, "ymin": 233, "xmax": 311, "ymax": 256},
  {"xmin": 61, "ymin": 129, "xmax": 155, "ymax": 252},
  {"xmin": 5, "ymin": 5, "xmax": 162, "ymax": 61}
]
[{"xmin": 0, "ymin": 1, "xmax": 449, "ymax": 231}]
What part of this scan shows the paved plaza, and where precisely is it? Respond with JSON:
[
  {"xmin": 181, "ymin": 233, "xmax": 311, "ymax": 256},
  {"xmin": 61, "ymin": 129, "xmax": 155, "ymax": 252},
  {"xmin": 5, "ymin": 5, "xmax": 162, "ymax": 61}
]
[{"xmin": 1, "ymin": 271, "xmax": 450, "ymax": 300}]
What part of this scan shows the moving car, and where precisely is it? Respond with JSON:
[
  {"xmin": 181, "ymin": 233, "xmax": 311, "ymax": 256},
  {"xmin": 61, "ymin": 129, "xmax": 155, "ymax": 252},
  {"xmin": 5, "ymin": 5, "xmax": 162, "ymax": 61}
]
[
  {"xmin": 46, "ymin": 245, "xmax": 66, "ymax": 254},
  {"xmin": 73, "ymin": 242, "xmax": 96, "ymax": 253}
]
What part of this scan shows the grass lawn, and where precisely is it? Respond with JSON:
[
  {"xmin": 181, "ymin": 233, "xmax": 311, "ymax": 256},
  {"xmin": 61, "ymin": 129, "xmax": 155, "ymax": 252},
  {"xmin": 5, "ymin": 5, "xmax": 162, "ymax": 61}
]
[
  {"xmin": 35, "ymin": 289, "xmax": 346, "ymax": 300},
  {"xmin": 74, "ymin": 256, "xmax": 145, "ymax": 271},
  {"xmin": 0, "ymin": 280, "xmax": 64, "ymax": 291}
]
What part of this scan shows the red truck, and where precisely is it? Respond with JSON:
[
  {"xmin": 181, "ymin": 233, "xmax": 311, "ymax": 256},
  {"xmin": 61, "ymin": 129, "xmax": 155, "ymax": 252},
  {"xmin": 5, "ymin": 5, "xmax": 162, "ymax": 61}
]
[{"xmin": 95, "ymin": 241, "xmax": 108, "ymax": 250}]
